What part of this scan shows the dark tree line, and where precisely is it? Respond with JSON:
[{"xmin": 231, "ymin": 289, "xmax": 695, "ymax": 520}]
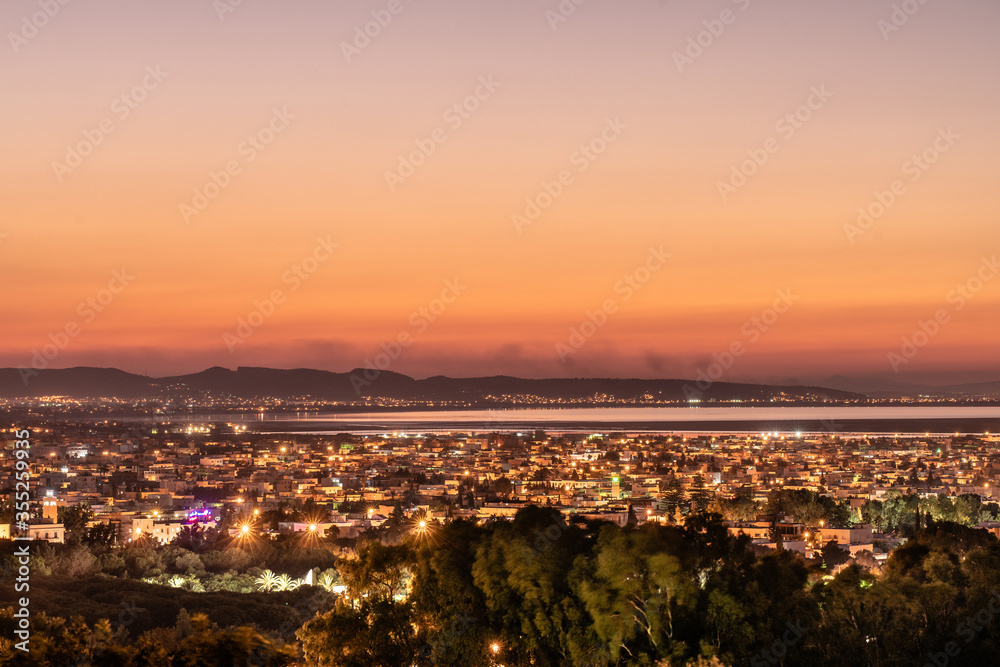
[
  {"xmin": 296, "ymin": 508, "xmax": 1000, "ymax": 666},
  {"xmin": 5, "ymin": 506, "xmax": 1000, "ymax": 666}
]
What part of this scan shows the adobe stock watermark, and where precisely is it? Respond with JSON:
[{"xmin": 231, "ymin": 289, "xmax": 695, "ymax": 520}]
[
  {"xmin": 18, "ymin": 268, "xmax": 135, "ymax": 385},
  {"xmin": 340, "ymin": 0, "xmax": 418, "ymax": 63},
  {"xmin": 52, "ymin": 66, "xmax": 168, "ymax": 183},
  {"xmin": 556, "ymin": 246, "xmax": 670, "ymax": 361},
  {"xmin": 750, "ymin": 620, "xmax": 808, "ymax": 667},
  {"xmin": 878, "ymin": 0, "xmax": 933, "ymax": 41},
  {"xmin": 717, "ymin": 85, "xmax": 833, "ymax": 203},
  {"xmin": 350, "ymin": 278, "xmax": 467, "ymax": 394},
  {"xmin": 672, "ymin": 0, "xmax": 754, "ymax": 73},
  {"xmin": 888, "ymin": 255, "xmax": 998, "ymax": 372},
  {"xmin": 513, "ymin": 117, "xmax": 627, "ymax": 234},
  {"xmin": 8, "ymin": 0, "xmax": 73, "ymax": 54},
  {"xmin": 545, "ymin": 0, "xmax": 587, "ymax": 31},
  {"xmin": 683, "ymin": 288, "xmax": 798, "ymax": 400},
  {"xmin": 384, "ymin": 75, "xmax": 501, "ymax": 192},
  {"xmin": 223, "ymin": 236, "xmax": 339, "ymax": 351},
  {"xmin": 922, "ymin": 588, "xmax": 1000, "ymax": 667},
  {"xmin": 843, "ymin": 127, "xmax": 958, "ymax": 243},
  {"xmin": 179, "ymin": 107, "xmax": 295, "ymax": 223},
  {"xmin": 213, "ymin": 0, "xmax": 250, "ymax": 21}
]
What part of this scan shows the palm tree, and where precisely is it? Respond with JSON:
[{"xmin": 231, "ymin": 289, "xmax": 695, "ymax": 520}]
[
  {"xmin": 255, "ymin": 569, "xmax": 278, "ymax": 592},
  {"xmin": 273, "ymin": 573, "xmax": 295, "ymax": 591},
  {"xmin": 167, "ymin": 575, "xmax": 186, "ymax": 588},
  {"xmin": 317, "ymin": 570, "xmax": 340, "ymax": 592}
]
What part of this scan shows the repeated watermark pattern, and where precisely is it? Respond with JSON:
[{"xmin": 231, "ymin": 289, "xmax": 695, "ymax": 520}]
[
  {"xmin": 7, "ymin": 0, "xmax": 73, "ymax": 54},
  {"xmin": 683, "ymin": 288, "xmax": 798, "ymax": 400},
  {"xmin": 179, "ymin": 107, "xmax": 295, "ymax": 223},
  {"xmin": 52, "ymin": 66, "xmax": 169, "ymax": 183},
  {"xmin": 878, "ymin": 0, "xmax": 934, "ymax": 41},
  {"xmin": 350, "ymin": 278, "xmax": 468, "ymax": 394},
  {"xmin": 717, "ymin": 85, "xmax": 833, "ymax": 203},
  {"xmin": 18, "ymin": 269, "xmax": 135, "ymax": 385},
  {"xmin": 556, "ymin": 246, "xmax": 670, "ymax": 361},
  {"xmin": 545, "ymin": 0, "xmax": 588, "ymax": 31},
  {"xmin": 844, "ymin": 127, "xmax": 959, "ymax": 243},
  {"xmin": 749, "ymin": 620, "xmax": 808, "ymax": 666},
  {"xmin": 385, "ymin": 75, "xmax": 501, "ymax": 192},
  {"xmin": 340, "ymin": 0, "xmax": 419, "ymax": 63},
  {"xmin": 888, "ymin": 255, "xmax": 998, "ymax": 372},
  {"xmin": 673, "ymin": 0, "xmax": 754, "ymax": 73},
  {"xmin": 513, "ymin": 117, "xmax": 627, "ymax": 233},
  {"xmin": 223, "ymin": 236, "xmax": 339, "ymax": 352},
  {"xmin": 214, "ymin": 0, "xmax": 249, "ymax": 22}
]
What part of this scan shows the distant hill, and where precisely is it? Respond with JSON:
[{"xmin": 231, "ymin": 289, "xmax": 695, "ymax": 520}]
[
  {"xmin": 0, "ymin": 367, "xmax": 155, "ymax": 399},
  {"xmin": 0, "ymin": 366, "xmax": 863, "ymax": 403},
  {"xmin": 819, "ymin": 375, "xmax": 1000, "ymax": 399}
]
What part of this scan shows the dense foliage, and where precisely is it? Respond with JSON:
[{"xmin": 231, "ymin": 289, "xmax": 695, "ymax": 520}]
[
  {"xmin": 296, "ymin": 509, "xmax": 1000, "ymax": 666},
  {"xmin": 4, "ymin": 507, "xmax": 1000, "ymax": 665}
]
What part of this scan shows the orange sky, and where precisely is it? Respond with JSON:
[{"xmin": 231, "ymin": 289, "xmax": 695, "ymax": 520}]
[{"xmin": 2, "ymin": 0, "xmax": 998, "ymax": 384}]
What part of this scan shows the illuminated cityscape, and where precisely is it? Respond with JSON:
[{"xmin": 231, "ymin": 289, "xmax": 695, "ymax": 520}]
[{"xmin": 3, "ymin": 0, "xmax": 999, "ymax": 664}]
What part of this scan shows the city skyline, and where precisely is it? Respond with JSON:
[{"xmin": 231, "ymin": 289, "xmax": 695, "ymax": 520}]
[{"xmin": 3, "ymin": 0, "xmax": 999, "ymax": 384}]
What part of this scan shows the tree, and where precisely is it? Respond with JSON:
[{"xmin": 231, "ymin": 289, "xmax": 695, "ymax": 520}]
[
  {"xmin": 767, "ymin": 520, "xmax": 784, "ymax": 551},
  {"xmin": 176, "ymin": 612, "xmax": 296, "ymax": 666},
  {"xmin": 58, "ymin": 503, "xmax": 94, "ymax": 545},
  {"xmin": 409, "ymin": 519, "xmax": 492, "ymax": 666},
  {"xmin": 298, "ymin": 599, "xmax": 416, "ymax": 667},
  {"xmin": 661, "ymin": 477, "xmax": 685, "ymax": 520},
  {"xmin": 574, "ymin": 524, "xmax": 696, "ymax": 662},
  {"xmin": 84, "ymin": 522, "xmax": 120, "ymax": 549},
  {"xmin": 531, "ymin": 467, "xmax": 551, "ymax": 482},
  {"xmin": 713, "ymin": 489, "xmax": 759, "ymax": 523},
  {"xmin": 173, "ymin": 524, "xmax": 212, "ymax": 552},
  {"xmin": 471, "ymin": 506, "xmax": 599, "ymax": 665},
  {"xmin": 338, "ymin": 542, "xmax": 413, "ymax": 604},
  {"xmin": 861, "ymin": 500, "xmax": 886, "ymax": 532},
  {"xmin": 852, "ymin": 549, "xmax": 879, "ymax": 572},
  {"xmin": 255, "ymin": 569, "xmax": 278, "ymax": 591},
  {"xmin": 817, "ymin": 540, "xmax": 851, "ymax": 571},
  {"xmin": 688, "ymin": 475, "xmax": 711, "ymax": 511}
]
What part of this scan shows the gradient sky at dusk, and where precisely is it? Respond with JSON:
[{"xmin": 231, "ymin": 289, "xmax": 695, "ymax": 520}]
[{"xmin": 2, "ymin": 0, "xmax": 998, "ymax": 384}]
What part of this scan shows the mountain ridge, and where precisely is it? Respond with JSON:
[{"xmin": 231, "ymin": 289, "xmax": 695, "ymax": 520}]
[{"xmin": 0, "ymin": 366, "xmax": 863, "ymax": 403}]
